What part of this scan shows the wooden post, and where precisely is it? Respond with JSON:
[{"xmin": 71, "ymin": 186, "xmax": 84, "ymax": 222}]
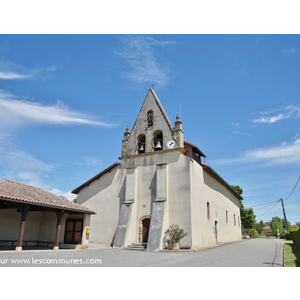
[
  {"xmin": 280, "ymin": 198, "xmax": 289, "ymax": 232},
  {"xmin": 53, "ymin": 210, "xmax": 65, "ymax": 250},
  {"xmin": 16, "ymin": 205, "xmax": 32, "ymax": 251}
]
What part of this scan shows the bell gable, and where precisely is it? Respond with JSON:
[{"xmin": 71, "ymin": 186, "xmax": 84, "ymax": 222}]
[{"xmin": 121, "ymin": 89, "xmax": 184, "ymax": 157}]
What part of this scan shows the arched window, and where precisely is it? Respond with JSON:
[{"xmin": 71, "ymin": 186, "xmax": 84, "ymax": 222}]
[
  {"xmin": 147, "ymin": 110, "xmax": 154, "ymax": 127},
  {"xmin": 137, "ymin": 134, "xmax": 146, "ymax": 154},
  {"xmin": 153, "ymin": 130, "xmax": 163, "ymax": 151}
]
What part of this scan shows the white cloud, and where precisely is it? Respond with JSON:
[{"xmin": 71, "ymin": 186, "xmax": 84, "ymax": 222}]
[
  {"xmin": 48, "ymin": 188, "xmax": 77, "ymax": 201},
  {"xmin": 116, "ymin": 35, "xmax": 175, "ymax": 86},
  {"xmin": 17, "ymin": 171, "xmax": 49, "ymax": 188},
  {"xmin": 252, "ymin": 105, "xmax": 300, "ymax": 124},
  {"xmin": 214, "ymin": 138, "xmax": 300, "ymax": 166},
  {"xmin": 0, "ymin": 71, "xmax": 32, "ymax": 79},
  {"xmin": 0, "ymin": 90, "xmax": 117, "ymax": 129},
  {"xmin": 253, "ymin": 113, "xmax": 290, "ymax": 124}
]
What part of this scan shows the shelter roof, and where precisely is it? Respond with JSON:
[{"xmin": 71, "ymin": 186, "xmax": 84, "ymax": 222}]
[{"xmin": 0, "ymin": 179, "xmax": 95, "ymax": 214}]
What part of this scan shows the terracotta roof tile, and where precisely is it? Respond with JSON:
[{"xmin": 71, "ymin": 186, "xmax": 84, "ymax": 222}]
[{"xmin": 0, "ymin": 179, "xmax": 95, "ymax": 214}]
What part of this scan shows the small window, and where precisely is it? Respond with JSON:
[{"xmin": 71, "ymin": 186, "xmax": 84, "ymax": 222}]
[
  {"xmin": 226, "ymin": 211, "xmax": 228, "ymax": 224},
  {"xmin": 234, "ymin": 214, "xmax": 236, "ymax": 226},
  {"xmin": 147, "ymin": 110, "xmax": 154, "ymax": 127},
  {"xmin": 207, "ymin": 202, "xmax": 210, "ymax": 220}
]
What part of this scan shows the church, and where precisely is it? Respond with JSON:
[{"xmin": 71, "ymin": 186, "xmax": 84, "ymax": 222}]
[{"xmin": 72, "ymin": 89, "xmax": 242, "ymax": 251}]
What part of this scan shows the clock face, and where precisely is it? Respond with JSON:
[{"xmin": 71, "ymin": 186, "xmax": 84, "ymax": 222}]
[{"xmin": 166, "ymin": 139, "xmax": 176, "ymax": 149}]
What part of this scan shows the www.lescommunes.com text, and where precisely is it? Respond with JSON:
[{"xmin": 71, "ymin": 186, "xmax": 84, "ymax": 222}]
[{"xmin": 0, "ymin": 257, "xmax": 102, "ymax": 265}]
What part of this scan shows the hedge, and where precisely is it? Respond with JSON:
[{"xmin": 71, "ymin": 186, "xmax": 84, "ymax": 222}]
[{"xmin": 293, "ymin": 229, "xmax": 300, "ymax": 247}]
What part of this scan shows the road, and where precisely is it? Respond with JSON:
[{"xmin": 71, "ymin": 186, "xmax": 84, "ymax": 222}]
[{"xmin": 0, "ymin": 238, "xmax": 283, "ymax": 267}]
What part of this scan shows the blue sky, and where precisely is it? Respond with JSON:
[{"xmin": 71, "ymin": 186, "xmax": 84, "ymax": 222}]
[{"xmin": 0, "ymin": 34, "xmax": 300, "ymax": 224}]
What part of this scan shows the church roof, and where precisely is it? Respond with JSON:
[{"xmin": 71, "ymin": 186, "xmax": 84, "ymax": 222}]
[
  {"xmin": 72, "ymin": 162, "xmax": 120, "ymax": 194},
  {"xmin": 201, "ymin": 164, "xmax": 243, "ymax": 200},
  {"xmin": 0, "ymin": 179, "xmax": 95, "ymax": 214}
]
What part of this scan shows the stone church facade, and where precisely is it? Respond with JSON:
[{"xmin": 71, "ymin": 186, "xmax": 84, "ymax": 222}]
[{"xmin": 72, "ymin": 89, "xmax": 242, "ymax": 251}]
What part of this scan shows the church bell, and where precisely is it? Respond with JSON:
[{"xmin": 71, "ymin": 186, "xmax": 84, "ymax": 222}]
[
  {"xmin": 154, "ymin": 139, "xmax": 162, "ymax": 150},
  {"xmin": 138, "ymin": 142, "xmax": 145, "ymax": 153},
  {"xmin": 139, "ymin": 143, "xmax": 145, "ymax": 152}
]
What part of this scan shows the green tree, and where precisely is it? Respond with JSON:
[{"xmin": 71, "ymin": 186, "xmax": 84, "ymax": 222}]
[
  {"xmin": 231, "ymin": 185, "xmax": 256, "ymax": 229},
  {"xmin": 231, "ymin": 185, "xmax": 243, "ymax": 196},
  {"xmin": 271, "ymin": 216, "xmax": 291, "ymax": 231},
  {"xmin": 254, "ymin": 221, "xmax": 264, "ymax": 234},
  {"xmin": 270, "ymin": 217, "xmax": 284, "ymax": 236},
  {"xmin": 243, "ymin": 208, "xmax": 256, "ymax": 229}
]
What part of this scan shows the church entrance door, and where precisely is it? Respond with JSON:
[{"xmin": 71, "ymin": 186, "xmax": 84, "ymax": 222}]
[{"xmin": 142, "ymin": 218, "xmax": 150, "ymax": 243}]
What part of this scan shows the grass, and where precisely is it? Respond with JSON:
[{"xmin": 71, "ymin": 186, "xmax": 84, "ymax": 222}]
[{"xmin": 284, "ymin": 242, "xmax": 300, "ymax": 267}]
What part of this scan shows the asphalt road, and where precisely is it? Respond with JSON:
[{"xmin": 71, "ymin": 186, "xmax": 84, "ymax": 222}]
[{"xmin": 0, "ymin": 238, "xmax": 284, "ymax": 267}]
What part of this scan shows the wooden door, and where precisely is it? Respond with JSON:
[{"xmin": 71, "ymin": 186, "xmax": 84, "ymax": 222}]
[
  {"xmin": 142, "ymin": 218, "xmax": 150, "ymax": 243},
  {"xmin": 64, "ymin": 219, "xmax": 83, "ymax": 244}
]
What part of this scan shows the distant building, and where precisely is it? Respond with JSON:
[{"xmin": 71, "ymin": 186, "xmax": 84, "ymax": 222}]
[
  {"xmin": 262, "ymin": 226, "xmax": 271, "ymax": 234},
  {"xmin": 73, "ymin": 89, "xmax": 242, "ymax": 251},
  {"xmin": 0, "ymin": 179, "xmax": 95, "ymax": 251}
]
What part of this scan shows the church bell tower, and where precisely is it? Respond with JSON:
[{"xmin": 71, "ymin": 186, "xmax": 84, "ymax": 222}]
[{"xmin": 121, "ymin": 88, "xmax": 184, "ymax": 159}]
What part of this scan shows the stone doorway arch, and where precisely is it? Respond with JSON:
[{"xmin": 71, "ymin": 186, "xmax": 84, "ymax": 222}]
[{"xmin": 139, "ymin": 216, "xmax": 151, "ymax": 244}]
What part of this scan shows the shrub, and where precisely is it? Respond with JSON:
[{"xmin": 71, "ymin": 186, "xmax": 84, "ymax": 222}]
[
  {"xmin": 285, "ymin": 231, "xmax": 294, "ymax": 240},
  {"xmin": 164, "ymin": 224, "xmax": 187, "ymax": 243},
  {"xmin": 249, "ymin": 229, "xmax": 258, "ymax": 238},
  {"xmin": 293, "ymin": 229, "xmax": 300, "ymax": 247}
]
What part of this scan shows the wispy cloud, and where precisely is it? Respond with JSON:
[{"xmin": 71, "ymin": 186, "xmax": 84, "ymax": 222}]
[
  {"xmin": 232, "ymin": 131, "xmax": 252, "ymax": 137},
  {"xmin": 282, "ymin": 48, "xmax": 299, "ymax": 53},
  {"xmin": 0, "ymin": 138, "xmax": 74, "ymax": 199},
  {"xmin": 252, "ymin": 105, "xmax": 300, "ymax": 124},
  {"xmin": 0, "ymin": 71, "xmax": 32, "ymax": 79},
  {"xmin": 0, "ymin": 56, "xmax": 57, "ymax": 80},
  {"xmin": 0, "ymin": 133, "xmax": 56, "ymax": 187},
  {"xmin": 115, "ymin": 35, "xmax": 176, "ymax": 86},
  {"xmin": 0, "ymin": 90, "xmax": 116, "ymax": 129},
  {"xmin": 253, "ymin": 113, "xmax": 290, "ymax": 124},
  {"xmin": 214, "ymin": 138, "xmax": 300, "ymax": 166},
  {"xmin": 74, "ymin": 156, "xmax": 103, "ymax": 167}
]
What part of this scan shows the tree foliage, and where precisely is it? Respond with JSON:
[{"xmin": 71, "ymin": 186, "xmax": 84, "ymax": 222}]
[
  {"xmin": 270, "ymin": 216, "xmax": 291, "ymax": 235},
  {"xmin": 231, "ymin": 185, "xmax": 256, "ymax": 229},
  {"xmin": 249, "ymin": 228, "xmax": 258, "ymax": 238},
  {"xmin": 254, "ymin": 220, "xmax": 264, "ymax": 234}
]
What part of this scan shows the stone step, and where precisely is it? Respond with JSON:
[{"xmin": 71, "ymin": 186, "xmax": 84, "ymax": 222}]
[{"xmin": 125, "ymin": 243, "xmax": 147, "ymax": 250}]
